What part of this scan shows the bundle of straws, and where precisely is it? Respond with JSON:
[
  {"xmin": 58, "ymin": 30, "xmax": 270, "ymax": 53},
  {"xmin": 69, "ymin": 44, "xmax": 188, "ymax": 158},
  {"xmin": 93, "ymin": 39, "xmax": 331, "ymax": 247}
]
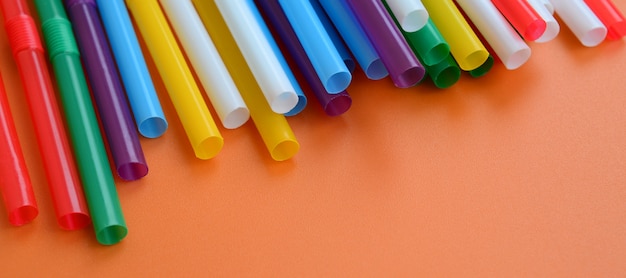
[{"xmin": 0, "ymin": 0, "xmax": 623, "ymax": 245}]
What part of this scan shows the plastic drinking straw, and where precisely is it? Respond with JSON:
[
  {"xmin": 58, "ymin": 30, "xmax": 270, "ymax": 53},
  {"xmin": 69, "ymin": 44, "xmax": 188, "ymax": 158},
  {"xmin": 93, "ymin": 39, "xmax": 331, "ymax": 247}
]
[
  {"xmin": 309, "ymin": 0, "xmax": 355, "ymax": 73},
  {"xmin": 65, "ymin": 0, "xmax": 148, "ymax": 181},
  {"xmin": 384, "ymin": 0, "xmax": 429, "ymax": 32},
  {"xmin": 34, "ymin": 0, "xmax": 127, "ymax": 244},
  {"xmin": 527, "ymin": 0, "xmax": 560, "ymax": 43},
  {"xmin": 96, "ymin": 0, "xmax": 167, "ymax": 138},
  {"xmin": 491, "ymin": 0, "xmax": 547, "ymax": 41},
  {"xmin": 386, "ymin": 5, "xmax": 458, "ymax": 89},
  {"xmin": 316, "ymin": 0, "xmax": 388, "ymax": 80},
  {"xmin": 0, "ymin": 73, "xmax": 38, "ymax": 226},
  {"xmin": 256, "ymin": 0, "xmax": 352, "ymax": 116},
  {"xmin": 583, "ymin": 0, "xmax": 626, "ymax": 40},
  {"xmin": 425, "ymin": 55, "xmax": 461, "ymax": 89},
  {"xmin": 345, "ymin": 0, "xmax": 425, "ymax": 88},
  {"xmin": 213, "ymin": 0, "xmax": 298, "ymax": 114},
  {"xmin": 126, "ymin": 0, "xmax": 223, "ymax": 160},
  {"xmin": 457, "ymin": 0, "xmax": 531, "ymax": 70},
  {"xmin": 193, "ymin": 0, "xmax": 300, "ymax": 161},
  {"xmin": 387, "ymin": 1, "xmax": 450, "ymax": 68},
  {"xmin": 551, "ymin": 0, "xmax": 607, "ymax": 47},
  {"xmin": 0, "ymin": 0, "xmax": 90, "ymax": 230},
  {"xmin": 247, "ymin": 0, "xmax": 307, "ymax": 117},
  {"xmin": 421, "ymin": 0, "xmax": 489, "ymax": 71},
  {"xmin": 160, "ymin": 0, "xmax": 249, "ymax": 129},
  {"xmin": 278, "ymin": 0, "xmax": 352, "ymax": 94}
]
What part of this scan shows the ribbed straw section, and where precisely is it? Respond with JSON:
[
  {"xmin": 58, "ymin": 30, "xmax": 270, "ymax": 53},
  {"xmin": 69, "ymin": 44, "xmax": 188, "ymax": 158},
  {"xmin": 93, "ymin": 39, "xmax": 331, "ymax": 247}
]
[
  {"xmin": 41, "ymin": 18, "xmax": 79, "ymax": 58},
  {"xmin": 5, "ymin": 15, "xmax": 42, "ymax": 56}
]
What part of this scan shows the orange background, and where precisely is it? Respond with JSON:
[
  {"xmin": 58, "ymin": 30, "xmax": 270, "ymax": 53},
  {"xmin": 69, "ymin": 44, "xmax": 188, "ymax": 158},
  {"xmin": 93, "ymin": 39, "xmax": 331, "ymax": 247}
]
[{"xmin": 2, "ymin": 1, "xmax": 626, "ymax": 277}]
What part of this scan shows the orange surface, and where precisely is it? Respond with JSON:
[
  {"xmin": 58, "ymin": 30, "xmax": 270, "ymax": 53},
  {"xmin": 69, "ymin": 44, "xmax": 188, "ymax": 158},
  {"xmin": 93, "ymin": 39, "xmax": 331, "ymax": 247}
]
[{"xmin": 2, "ymin": 2, "xmax": 626, "ymax": 277}]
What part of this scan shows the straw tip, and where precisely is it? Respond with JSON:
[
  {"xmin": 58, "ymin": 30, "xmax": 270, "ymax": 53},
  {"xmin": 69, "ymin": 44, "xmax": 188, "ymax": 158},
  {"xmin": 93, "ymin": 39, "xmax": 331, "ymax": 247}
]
[
  {"xmin": 8, "ymin": 205, "xmax": 38, "ymax": 226},
  {"xmin": 96, "ymin": 225, "xmax": 128, "ymax": 245},
  {"xmin": 270, "ymin": 140, "xmax": 299, "ymax": 161},
  {"xmin": 194, "ymin": 136, "xmax": 225, "ymax": 160},
  {"xmin": 139, "ymin": 117, "xmax": 168, "ymax": 139}
]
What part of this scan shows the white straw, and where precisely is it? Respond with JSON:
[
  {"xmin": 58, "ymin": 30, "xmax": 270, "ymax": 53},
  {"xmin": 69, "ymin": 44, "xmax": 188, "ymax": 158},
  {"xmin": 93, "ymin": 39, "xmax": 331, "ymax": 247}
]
[
  {"xmin": 214, "ymin": 0, "xmax": 299, "ymax": 114},
  {"xmin": 160, "ymin": 0, "xmax": 250, "ymax": 129},
  {"xmin": 550, "ymin": 0, "xmax": 607, "ymax": 47}
]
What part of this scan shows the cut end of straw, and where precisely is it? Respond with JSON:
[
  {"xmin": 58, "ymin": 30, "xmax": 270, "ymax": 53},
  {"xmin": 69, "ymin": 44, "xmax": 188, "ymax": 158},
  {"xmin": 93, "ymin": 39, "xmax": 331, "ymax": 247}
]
[
  {"xmin": 270, "ymin": 139, "xmax": 300, "ymax": 161},
  {"xmin": 223, "ymin": 107, "xmax": 251, "ymax": 129},
  {"xmin": 8, "ymin": 205, "xmax": 38, "ymax": 226},
  {"xmin": 432, "ymin": 66, "xmax": 461, "ymax": 89},
  {"xmin": 504, "ymin": 48, "xmax": 532, "ymax": 70},
  {"xmin": 325, "ymin": 71, "xmax": 352, "ymax": 94},
  {"xmin": 392, "ymin": 66, "xmax": 425, "ymax": 89},
  {"xmin": 364, "ymin": 59, "xmax": 388, "ymax": 80},
  {"xmin": 138, "ymin": 117, "xmax": 168, "ymax": 139},
  {"xmin": 580, "ymin": 26, "xmax": 608, "ymax": 47},
  {"xmin": 270, "ymin": 91, "xmax": 299, "ymax": 114},
  {"xmin": 118, "ymin": 162, "xmax": 149, "ymax": 181},
  {"xmin": 194, "ymin": 136, "xmax": 225, "ymax": 160},
  {"xmin": 459, "ymin": 50, "xmax": 489, "ymax": 71},
  {"xmin": 324, "ymin": 93, "xmax": 352, "ymax": 116},
  {"xmin": 401, "ymin": 9, "xmax": 429, "ymax": 33},
  {"xmin": 524, "ymin": 19, "xmax": 548, "ymax": 41},
  {"xmin": 96, "ymin": 225, "xmax": 128, "ymax": 246}
]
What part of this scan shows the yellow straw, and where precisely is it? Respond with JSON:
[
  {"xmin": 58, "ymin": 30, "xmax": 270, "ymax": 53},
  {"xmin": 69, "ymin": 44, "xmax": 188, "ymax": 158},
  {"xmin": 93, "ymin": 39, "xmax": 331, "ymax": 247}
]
[{"xmin": 125, "ymin": 0, "xmax": 223, "ymax": 159}]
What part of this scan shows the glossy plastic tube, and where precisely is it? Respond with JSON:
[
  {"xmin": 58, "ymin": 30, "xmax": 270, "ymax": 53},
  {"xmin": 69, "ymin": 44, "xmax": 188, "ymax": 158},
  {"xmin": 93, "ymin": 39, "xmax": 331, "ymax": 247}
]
[
  {"xmin": 584, "ymin": 0, "xmax": 626, "ymax": 40},
  {"xmin": 309, "ymin": 0, "xmax": 355, "ymax": 73},
  {"xmin": 65, "ymin": 0, "xmax": 148, "ymax": 181},
  {"xmin": 160, "ymin": 0, "xmax": 249, "ymax": 129},
  {"xmin": 388, "ymin": 7, "xmax": 458, "ymax": 89},
  {"xmin": 194, "ymin": 0, "xmax": 299, "ymax": 161},
  {"xmin": 0, "ymin": 73, "xmax": 37, "ymax": 226},
  {"xmin": 457, "ymin": 0, "xmax": 531, "ymax": 70},
  {"xmin": 345, "ymin": 0, "xmax": 425, "ymax": 88},
  {"xmin": 389, "ymin": 5, "xmax": 450, "ymax": 67},
  {"xmin": 425, "ymin": 55, "xmax": 461, "ymax": 89},
  {"xmin": 399, "ymin": 20, "xmax": 457, "ymax": 84},
  {"xmin": 385, "ymin": 0, "xmax": 428, "ymax": 32},
  {"xmin": 0, "ymin": 0, "xmax": 90, "ymax": 230},
  {"xmin": 96, "ymin": 0, "xmax": 167, "ymax": 138},
  {"xmin": 35, "ymin": 0, "xmax": 126, "ymax": 244},
  {"xmin": 422, "ymin": 0, "xmax": 489, "ymax": 71},
  {"xmin": 491, "ymin": 0, "xmax": 547, "ymax": 41},
  {"xmin": 214, "ymin": 0, "xmax": 298, "ymax": 114},
  {"xmin": 278, "ymin": 0, "xmax": 351, "ymax": 94},
  {"xmin": 256, "ymin": 0, "xmax": 352, "ymax": 116},
  {"xmin": 317, "ymin": 0, "xmax": 388, "ymax": 80},
  {"xmin": 551, "ymin": 0, "xmax": 607, "ymax": 47},
  {"xmin": 255, "ymin": 9, "xmax": 307, "ymax": 116},
  {"xmin": 527, "ymin": 0, "xmax": 560, "ymax": 43},
  {"xmin": 126, "ymin": 0, "xmax": 223, "ymax": 159}
]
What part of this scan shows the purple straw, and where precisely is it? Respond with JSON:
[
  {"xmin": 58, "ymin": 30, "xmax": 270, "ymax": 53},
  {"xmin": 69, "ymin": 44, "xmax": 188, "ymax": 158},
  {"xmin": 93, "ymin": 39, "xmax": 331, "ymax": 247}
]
[
  {"xmin": 65, "ymin": 0, "xmax": 147, "ymax": 180},
  {"xmin": 344, "ymin": 0, "xmax": 425, "ymax": 88},
  {"xmin": 256, "ymin": 0, "xmax": 352, "ymax": 116}
]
